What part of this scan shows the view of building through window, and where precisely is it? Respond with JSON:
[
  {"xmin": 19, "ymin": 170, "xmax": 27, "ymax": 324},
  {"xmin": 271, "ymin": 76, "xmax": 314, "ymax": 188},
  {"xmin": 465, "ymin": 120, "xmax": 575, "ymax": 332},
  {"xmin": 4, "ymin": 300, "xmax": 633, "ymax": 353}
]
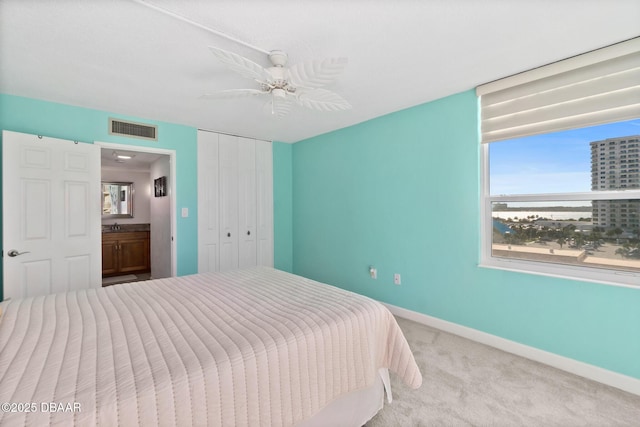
[{"xmin": 489, "ymin": 119, "xmax": 640, "ymax": 274}]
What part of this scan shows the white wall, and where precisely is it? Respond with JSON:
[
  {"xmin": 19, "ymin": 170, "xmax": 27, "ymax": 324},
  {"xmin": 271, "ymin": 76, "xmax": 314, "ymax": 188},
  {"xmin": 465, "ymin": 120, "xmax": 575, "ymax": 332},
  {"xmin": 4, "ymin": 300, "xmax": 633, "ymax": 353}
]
[
  {"xmin": 150, "ymin": 156, "xmax": 172, "ymax": 279},
  {"xmin": 101, "ymin": 168, "xmax": 151, "ymax": 225}
]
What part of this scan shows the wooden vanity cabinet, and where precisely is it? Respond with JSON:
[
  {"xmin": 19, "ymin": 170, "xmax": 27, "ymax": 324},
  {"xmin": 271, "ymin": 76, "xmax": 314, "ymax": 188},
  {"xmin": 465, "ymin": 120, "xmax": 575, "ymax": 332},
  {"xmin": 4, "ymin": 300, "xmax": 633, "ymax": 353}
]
[{"xmin": 102, "ymin": 231, "xmax": 150, "ymax": 276}]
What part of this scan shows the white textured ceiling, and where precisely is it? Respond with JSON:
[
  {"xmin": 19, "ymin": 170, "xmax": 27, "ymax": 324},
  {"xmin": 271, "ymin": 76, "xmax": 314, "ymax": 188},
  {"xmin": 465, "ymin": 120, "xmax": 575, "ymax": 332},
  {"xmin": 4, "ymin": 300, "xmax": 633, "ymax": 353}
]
[{"xmin": 1, "ymin": 1, "xmax": 638, "ymax": 143}]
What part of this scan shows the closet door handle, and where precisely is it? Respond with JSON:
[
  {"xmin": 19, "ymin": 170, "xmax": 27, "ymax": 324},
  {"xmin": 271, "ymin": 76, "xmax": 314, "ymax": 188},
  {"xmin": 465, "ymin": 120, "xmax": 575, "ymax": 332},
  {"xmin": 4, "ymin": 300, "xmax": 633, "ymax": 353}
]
[
  {"xmin": 227, "ymin": 232, "xmax": 231, "ymax": 237},
  {"xmin": 247, "ymin": 231, "xmax": 251, "ymax": 236}
]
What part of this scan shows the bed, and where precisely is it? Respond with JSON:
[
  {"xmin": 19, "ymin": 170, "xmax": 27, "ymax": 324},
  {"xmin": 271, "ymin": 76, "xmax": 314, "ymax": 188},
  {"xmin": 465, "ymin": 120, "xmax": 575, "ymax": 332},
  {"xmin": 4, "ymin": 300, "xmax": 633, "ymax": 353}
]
[{"xmin": 0, "ymin": 267, "xmax": 422, "ymax": 426}]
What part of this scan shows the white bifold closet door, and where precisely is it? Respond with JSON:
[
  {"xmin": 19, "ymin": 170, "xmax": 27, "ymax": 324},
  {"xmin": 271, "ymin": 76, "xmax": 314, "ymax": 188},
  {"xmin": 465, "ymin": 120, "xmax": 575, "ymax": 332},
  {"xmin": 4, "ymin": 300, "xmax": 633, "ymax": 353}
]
[
  {"xmin": 219, "ymin": 134, "xmax": 240, "ymax": 271},
  {"xmin": 254, "ymin": 140, "xmax": 273, "ymax": 267},
  {"xmin": 197, "ymin": 130, "xmax": 273, "ymax": 273},
  {"xmin": 237, "ymin": 138, "xmax": 257, "ymax": 268}
]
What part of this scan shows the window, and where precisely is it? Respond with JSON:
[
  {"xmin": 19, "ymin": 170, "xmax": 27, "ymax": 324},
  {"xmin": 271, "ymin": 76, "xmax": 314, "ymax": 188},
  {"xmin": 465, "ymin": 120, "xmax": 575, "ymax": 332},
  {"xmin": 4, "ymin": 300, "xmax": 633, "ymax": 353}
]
[{"xmin": 478, "ymin": 37, "xmax": 640, "ymax": 288}]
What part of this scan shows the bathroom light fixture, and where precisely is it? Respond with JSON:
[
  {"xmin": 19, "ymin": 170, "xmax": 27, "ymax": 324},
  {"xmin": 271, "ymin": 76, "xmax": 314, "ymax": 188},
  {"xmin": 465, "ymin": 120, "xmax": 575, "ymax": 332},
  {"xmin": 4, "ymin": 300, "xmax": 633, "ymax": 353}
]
[{"xmin": 112, "ymin": 150, "xmax": 135, "ymax": 160}]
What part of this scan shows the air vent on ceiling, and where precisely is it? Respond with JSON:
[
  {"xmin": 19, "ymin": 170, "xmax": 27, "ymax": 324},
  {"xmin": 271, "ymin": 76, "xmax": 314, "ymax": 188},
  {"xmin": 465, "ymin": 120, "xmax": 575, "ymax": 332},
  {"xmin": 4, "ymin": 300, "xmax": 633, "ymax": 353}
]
[{"xmin": 109, "ymin": 118, "xmax": 157, "ymax": 141}]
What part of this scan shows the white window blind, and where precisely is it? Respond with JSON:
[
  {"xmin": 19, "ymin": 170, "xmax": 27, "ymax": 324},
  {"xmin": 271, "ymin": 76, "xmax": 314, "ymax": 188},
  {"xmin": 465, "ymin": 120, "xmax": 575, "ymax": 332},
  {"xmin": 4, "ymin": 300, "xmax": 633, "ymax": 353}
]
[{"xmin": 477, "ymin": 37, "xmax": 640, "ymax": 143}]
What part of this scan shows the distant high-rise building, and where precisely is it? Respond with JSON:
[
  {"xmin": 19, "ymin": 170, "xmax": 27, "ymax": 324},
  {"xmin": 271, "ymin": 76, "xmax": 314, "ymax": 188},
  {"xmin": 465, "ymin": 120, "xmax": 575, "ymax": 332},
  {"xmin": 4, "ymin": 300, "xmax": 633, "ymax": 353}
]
[{"xmin": 590, "ymin": 135, "xmax": 640, "ymax": 234}]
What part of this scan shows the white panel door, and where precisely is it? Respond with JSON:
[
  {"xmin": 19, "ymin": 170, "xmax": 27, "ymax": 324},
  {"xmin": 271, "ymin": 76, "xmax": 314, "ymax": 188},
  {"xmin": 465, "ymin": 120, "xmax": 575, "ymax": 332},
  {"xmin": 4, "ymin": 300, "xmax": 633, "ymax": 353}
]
[
  {"xmin": 197, "ymin": 131, "xmax": 220, "ymax": 273},
  {"xmin": 218, "ymin": 133, "xmax": 239, "ymax": 271},
  {"xmin": 238, "ymin": 137, "xmax": 257, "ymax": 268},
  {"xmin": 3, "ymin": 131, "xmax": 101, "ymax": 300},
  {"xmin": 255, "ymin": 140, "xmax": 274, "ymax": 267}
]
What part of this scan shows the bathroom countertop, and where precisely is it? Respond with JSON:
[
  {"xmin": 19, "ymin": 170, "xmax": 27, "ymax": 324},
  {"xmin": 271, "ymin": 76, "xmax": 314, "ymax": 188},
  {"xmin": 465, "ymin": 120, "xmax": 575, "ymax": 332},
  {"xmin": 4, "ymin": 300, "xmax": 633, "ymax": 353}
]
[{"xmin": 101, "ymin": 223, "xmax": 150, "ymax": 233}]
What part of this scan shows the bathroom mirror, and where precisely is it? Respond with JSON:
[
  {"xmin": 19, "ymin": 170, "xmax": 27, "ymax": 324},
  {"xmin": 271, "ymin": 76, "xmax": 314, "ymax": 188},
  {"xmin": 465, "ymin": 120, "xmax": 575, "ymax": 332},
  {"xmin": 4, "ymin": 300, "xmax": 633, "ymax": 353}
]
[{"xmin": 102, "ymin": 182, "xmax": 134, "ymax": 218}]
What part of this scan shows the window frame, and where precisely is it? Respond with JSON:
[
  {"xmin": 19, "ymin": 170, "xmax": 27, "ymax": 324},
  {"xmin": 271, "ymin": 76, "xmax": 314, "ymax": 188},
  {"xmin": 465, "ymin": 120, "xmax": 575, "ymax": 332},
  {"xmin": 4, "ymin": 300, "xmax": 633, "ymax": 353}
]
[{"xmin": 480, "ymin": 143, "xmax": 640, "ymax": 289}]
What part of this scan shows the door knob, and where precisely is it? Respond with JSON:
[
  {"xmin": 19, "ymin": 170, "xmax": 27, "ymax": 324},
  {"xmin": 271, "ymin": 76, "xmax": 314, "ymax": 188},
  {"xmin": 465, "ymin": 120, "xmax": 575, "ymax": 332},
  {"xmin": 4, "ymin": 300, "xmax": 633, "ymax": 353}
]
[
  {"xmin": 247, "ymin": 231, "xmax": 251, "ymax": 236},
  {"xmin": 7, "ymin": 249, "xmax": 30, "ymax": 257},
  {"xmin": 227, "ymin": 232, "xmax": 231, "ymax": 237}
]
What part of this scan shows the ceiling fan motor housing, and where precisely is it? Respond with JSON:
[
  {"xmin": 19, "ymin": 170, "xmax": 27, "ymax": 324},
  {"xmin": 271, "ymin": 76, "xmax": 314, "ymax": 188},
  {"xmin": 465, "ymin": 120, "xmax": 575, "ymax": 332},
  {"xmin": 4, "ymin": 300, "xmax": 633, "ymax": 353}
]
[
  {"xmin": 268, "ymin": 66, "xmax": 286, "ymax": 82},
  {"xmin": 268, "ymin": 50, "xmax": 288, "ymax": 67}
]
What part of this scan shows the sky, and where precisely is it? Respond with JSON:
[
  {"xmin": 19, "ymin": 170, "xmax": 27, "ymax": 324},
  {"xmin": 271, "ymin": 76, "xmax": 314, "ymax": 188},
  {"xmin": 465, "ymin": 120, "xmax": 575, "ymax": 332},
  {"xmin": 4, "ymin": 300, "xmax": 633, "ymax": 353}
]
[{"xmin": 489, "ymin": 118, "xmax": 640, "ymax": 196}]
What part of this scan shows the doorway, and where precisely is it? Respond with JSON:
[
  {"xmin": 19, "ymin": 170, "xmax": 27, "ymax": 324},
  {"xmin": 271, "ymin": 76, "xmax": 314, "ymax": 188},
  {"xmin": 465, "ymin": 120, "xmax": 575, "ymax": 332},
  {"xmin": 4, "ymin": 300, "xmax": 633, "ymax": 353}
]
[{"xmin": 96, "ymin": 142, "xmax": 176, "ymax": 283}]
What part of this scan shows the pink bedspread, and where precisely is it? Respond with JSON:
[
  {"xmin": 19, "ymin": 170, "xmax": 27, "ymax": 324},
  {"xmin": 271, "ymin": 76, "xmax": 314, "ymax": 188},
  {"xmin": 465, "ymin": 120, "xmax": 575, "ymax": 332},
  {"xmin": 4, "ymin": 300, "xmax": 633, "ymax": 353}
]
[{"xmin": 0, "ymin": 267, "xmax": 421, "ymax": 426}]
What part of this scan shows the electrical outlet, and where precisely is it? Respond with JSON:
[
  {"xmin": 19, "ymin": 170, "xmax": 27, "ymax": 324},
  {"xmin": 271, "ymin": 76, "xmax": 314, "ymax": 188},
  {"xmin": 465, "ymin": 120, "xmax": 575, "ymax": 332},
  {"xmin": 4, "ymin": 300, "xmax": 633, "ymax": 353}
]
[
  {"xmin": 394, "ymin": 273, "xmax": 401, "ymax": 285},
  {"xmin": 369, "ymin": 266, "xmax": 377, "ymax": 279}
]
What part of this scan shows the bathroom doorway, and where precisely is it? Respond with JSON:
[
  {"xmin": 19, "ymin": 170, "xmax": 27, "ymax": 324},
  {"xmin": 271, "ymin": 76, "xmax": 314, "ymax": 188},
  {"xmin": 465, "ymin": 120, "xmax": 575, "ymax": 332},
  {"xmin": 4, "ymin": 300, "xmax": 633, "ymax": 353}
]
[{"xmin": 97, "ymin": 142, "xmax": 176, "ymax": 284}]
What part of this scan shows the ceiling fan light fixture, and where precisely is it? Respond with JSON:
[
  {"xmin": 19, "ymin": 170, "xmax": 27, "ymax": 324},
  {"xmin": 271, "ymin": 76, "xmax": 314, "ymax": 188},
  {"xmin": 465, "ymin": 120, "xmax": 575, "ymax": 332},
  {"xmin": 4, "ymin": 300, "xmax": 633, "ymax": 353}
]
[
  {"xmin": 204, "ymin": 46, "xmax": 351, "ymax": 118},
  {"xmin": 272, "ymin": 88, "xmax": 286, "ymax": 100}
]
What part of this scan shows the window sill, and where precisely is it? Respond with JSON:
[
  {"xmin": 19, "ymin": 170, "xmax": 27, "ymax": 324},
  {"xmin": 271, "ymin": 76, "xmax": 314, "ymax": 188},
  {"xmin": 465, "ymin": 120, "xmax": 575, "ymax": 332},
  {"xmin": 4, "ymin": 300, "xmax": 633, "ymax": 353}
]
[{"xmin": 479, "ymin": 258, "xmax": 640, "ymax": 289}]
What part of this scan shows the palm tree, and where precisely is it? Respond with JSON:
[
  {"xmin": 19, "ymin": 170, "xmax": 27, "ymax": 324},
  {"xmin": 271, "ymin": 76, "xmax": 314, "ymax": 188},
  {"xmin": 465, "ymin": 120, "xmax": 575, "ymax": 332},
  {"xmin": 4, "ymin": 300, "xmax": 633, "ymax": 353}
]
[
  {"xmin": 615, "ymin": 247, "xmax": 628, "ymax": 258},
  {"xmin": 562, "ymin": 224, "xmax": 576, "ymax": 237},
  {"xmin": 614, "ymin": 227, "xmax": 624, "ymax": 240},
  {"xmin": 589, "ymin": 228, "xmax": 603, "ymax": 248},
  {"xmin": 573, "ymin": 232, "xmax": 586, "ymax": 247}
]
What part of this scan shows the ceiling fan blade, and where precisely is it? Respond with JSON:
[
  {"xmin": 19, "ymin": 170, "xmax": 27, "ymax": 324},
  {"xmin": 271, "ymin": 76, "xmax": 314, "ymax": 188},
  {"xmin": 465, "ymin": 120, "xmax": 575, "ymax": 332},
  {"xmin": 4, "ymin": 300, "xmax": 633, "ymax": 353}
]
[
  {"xmin": 295, "ymin": 88, "xmax": 352, "ymax": 111},
  {"xmin": 287, "ymin": 57, "xmax": 348, "ymax": 89},
  {"xmin": 209, "ymin": 46, "xmax": 272, "ymax": 83},
  {"xmin": 262, "ymin": 97, "xmax": 293, "ymax": 118},
  {"xmin": 200, "ymin": 89, "xmax": 267, "ymax": 100}
]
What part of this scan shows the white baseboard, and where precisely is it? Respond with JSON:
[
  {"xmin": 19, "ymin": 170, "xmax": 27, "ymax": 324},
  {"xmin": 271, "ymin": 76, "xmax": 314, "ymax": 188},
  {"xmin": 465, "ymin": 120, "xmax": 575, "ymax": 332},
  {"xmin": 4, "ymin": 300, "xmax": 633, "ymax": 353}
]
[{"xmin": 384, "ymin": 303, "xmax": 640, "ymax": 397}]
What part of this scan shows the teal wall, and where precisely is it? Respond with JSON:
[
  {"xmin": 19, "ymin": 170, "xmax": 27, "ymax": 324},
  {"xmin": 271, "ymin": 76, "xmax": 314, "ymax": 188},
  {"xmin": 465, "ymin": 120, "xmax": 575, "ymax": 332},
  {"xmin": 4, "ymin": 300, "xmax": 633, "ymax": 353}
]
[
  {"xmin": 0, "ymin": 94, "xmax": 199, "ymax": 299},
  {"xmin": 291, "ymin": 90, "xmax": 640, "ymax": 379},
  {"xmin": 273, "ymin": 142, "xmax": 293, "ymax": 272}
]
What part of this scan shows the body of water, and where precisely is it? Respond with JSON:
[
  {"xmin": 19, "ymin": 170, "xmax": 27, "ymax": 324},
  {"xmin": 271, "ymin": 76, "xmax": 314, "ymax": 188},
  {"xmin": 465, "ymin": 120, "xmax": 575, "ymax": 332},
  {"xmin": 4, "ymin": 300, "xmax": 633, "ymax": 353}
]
[{"xmin": 492, "ymin": 211, "xmax": 592, "ymax": 221}]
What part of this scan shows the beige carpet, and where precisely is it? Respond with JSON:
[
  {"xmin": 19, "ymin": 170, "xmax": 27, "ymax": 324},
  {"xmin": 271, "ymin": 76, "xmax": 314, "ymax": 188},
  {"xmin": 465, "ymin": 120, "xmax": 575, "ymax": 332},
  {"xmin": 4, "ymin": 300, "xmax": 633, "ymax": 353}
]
[{"xmin": 367, "ymin": 317, "xmax": 640, "ymax": 426}]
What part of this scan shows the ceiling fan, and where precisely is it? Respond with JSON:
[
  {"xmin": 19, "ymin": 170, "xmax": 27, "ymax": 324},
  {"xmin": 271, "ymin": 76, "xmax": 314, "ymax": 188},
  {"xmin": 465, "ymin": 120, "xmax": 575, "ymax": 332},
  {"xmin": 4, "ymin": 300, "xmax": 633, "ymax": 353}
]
[{"xmin": 201, "ymin": 46, "xmax": 351, "ymax": 118}]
